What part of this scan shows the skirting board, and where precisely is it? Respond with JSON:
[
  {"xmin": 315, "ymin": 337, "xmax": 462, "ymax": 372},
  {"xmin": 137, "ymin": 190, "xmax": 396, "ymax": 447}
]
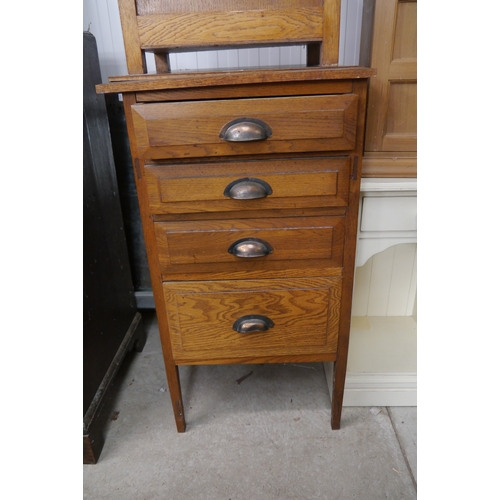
[
  {"xmin": 135, "ymin": 290, "xmax": 155, "ymax": 309},
  {"xmin": 324, "ymin": 362, "xmax": 417, "ymax": 406},
  {"xmin": 329, "ymin": 315, "xmax": 417, "ymax": 406}
]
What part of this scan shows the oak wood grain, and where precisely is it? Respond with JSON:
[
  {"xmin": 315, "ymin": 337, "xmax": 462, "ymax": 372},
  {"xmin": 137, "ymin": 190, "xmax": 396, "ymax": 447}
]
[
  {"xmin": 163, "ymin": 277, "xmax": 342, "ymax": 361},
  {"xmin": 122, "ymin": 94, "xmax": 186, "ymax": 432},
  {"xmin": 145, "ymin": 157, "xmax": 350, "ymax": 214},
  {"xmin": 151, "ymin": 207, "xmax": 347, "ymax": 222},
  {"xmin": 112, "ymin": 0, "xmax": 373, "ymax": 432},
  {"xmin": 157, "ymin": 266, "xmax": 343, "ymax": 283},
  {"xmin": 364, "ymin": 0, "xmax": 417, "ymax": 159},
  {"xmin": 117, "ymin": 73, "xmax": 370, "ymax": 431},
  {"xmin": 137, "ymin": 9, "xmax": 324, "ymax": 49},
  {"xmin": 96, "ymin": 67, "xmax": 376, "ymax": 93},
  {"xmin": 155, "ymin": 215, "xmax": 345, "ymax": 275},
  {"xmin": 136, "ymin": 80, "xmax": 353, "ymax": 102},
  {"xmin": 320, "ymin": 0, "xmax": 341, "ymax": 66},
  {"xmin": 131, "ymin": 94, "xmax": 358, "ymax": 159},
  {"xmin": 136, "ymin": 0, "xmax": 323, "ymax": 16},
  {"xmin": 331, "ymin": 79, "xmax": 367, "ymax": 429},
  {"xmin": 362, "ymin": 152, "xmax": 417, "ymax": 177},
  {"xmin": 118, "ymin": 0, "xmax": 146, "ymax": 74},
  {"xmin": 119, "ymin": 0, "xmax": 339, "ymax": 72},
  {"xmin": 176, "ymin": 353, "xmax": 336, "ymax": 366}
]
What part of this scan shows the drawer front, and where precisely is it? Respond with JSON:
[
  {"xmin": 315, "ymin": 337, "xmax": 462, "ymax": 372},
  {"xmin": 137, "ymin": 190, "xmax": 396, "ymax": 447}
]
[
  {"xmin": 132, "ymin": 94, "xmax": 358, "ymax": 159},
  {"xmin": 163, "ymin": 277, "xmax": 342, "ymax": 362},
  {"xmin": 146, "ymin": 157, "xmax": 350, "ymax": 214},
  {"xmin": 155, "ymin": 216, "xmax": 344, "ymax": 277}
]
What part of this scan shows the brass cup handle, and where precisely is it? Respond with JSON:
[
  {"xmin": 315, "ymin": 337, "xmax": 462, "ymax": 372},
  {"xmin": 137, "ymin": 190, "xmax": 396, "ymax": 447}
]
[
  {"xmin": 228, "ymin": 238, "xmax": 273, "ymax": 258},
  {"xmin": 223, "ymin": 178, "xmax": 273, "ymax": 200},
  {"xmin": 233, "ymin": 315, "xmax": 275, "ymax": 334},
  {"xmin": 219, "ymin": 118, "xmax": 273, "ymax": 142}
]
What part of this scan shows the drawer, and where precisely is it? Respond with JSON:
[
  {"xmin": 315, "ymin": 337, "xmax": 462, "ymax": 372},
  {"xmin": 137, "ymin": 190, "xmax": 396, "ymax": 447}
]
[
  {"xmin": 155, "ymin": 216, "xmax": 345, "ymax": 277},
  {"xmin": 145, "ymin": 157, "xmax": 351, "ymax": 214},
  {"xmin": 131, "ymin": 94, "xmax": 358, "ymax": 159},
  {"xmin": 163, "ymin": 277, "xmax": 342, "ymax": 362}
]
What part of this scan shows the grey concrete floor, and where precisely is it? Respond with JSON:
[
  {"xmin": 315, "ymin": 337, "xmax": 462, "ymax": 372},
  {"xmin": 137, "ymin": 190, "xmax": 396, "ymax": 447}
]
[{"xmin": 84, "ymin": 312, "xmax": 417, "ymax": 500}]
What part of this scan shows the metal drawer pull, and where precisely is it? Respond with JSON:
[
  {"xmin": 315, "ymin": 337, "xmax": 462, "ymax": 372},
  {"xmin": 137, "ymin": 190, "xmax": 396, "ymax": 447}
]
[
  {"xmin": 223, "ymin": 178, "xmax": 273, "ymax": 200},
  {"xmin": 233, "ymin": 315, "xmax": 275, "ymax": 334},
  {"xmin": 219, "ymin": 118, "xmax": 272, "ymax": 142},
  {"xmin": 228, "ymin": 238, "xmax": 273, "ymax": 258}
]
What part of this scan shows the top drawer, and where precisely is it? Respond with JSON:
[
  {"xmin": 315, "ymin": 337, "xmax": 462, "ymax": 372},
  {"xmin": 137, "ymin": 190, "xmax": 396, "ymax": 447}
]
[{"xmin": 130, "ymin": 94, "xmax": 358, "ymax": 159}]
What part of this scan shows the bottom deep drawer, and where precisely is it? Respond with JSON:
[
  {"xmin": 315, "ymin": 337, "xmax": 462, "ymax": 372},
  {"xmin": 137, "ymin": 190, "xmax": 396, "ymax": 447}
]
[{"xmin": 163, "ymin": 277, "xmax": 342, "ymax": 362}]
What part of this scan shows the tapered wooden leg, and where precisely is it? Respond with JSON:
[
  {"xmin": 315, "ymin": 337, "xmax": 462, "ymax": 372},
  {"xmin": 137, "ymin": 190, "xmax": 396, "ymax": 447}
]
[
  {"xmin": 331, "ymin": 360, "xmax": 347, "ymax": 430},
  {"xmin": 166, "ymin": 364, "xmax": 186, "ymax": 432}
]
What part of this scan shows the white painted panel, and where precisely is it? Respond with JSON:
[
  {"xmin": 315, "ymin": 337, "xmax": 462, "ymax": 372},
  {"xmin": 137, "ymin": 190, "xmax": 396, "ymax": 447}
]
[
  {"xmin": 237, "ymin": 48, "xmax": 260, "ymax": 68},
  {"xmin": 367, "ymin": 245, "xmax": 395, "ymax": 316},
  {"xmin": 361, "ymin": 196, "xmax": 417, "ymax": 232},
  {"xmin": 346, "ymin": 316, "xmax": 417, "ymax": 372},
  {"xmin": 195, "ymin": 51, "xmax": 219, "ymax": 71},
  {"xmin": 352, "ymin": 243, "xmax": 417, "ymax": 317},
  {"xmin": 407, "ymin": 250, "xmax": 418, "ymax": 317},
  {"xmin": 175, "ymin": 52, "xmax": 200, "ymax": 71},
  {"xmin": 217, "ymin": 49, "xmax": 240, "ymax": 69},
  {"xmin": 323, "ymin": 316, "xmax": 418, "ymax": 406},
  {"xmin": 145, "ymin": 52, "xmax": 157, "ymax": 73},
  {"xmin": 339, "ymin": 0, "xmax": 363, "ymax": 65},
  {"xmin": 258, "ymin": 46, "xmax": 281, "ymax": 67},
  {"xmin": 387, "ymin": 244, "xmax": 417, "ymax": 316},
  {"xmin": 279, "ymin": 45, "xmax": 303, "ymax": 66},
  {"xmin": 83, "ymin": 0, "xmax": 127, "ymax": 82},
  {"xmin": 352, "ymin": 257, "xmax": 372, "ymax": 316}
]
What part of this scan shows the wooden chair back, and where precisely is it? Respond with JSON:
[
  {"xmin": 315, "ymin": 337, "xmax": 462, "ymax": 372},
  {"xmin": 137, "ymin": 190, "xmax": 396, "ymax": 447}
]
[{"xmin": 117, "ymin": 0, "xmax": 341, "ymax": 74}]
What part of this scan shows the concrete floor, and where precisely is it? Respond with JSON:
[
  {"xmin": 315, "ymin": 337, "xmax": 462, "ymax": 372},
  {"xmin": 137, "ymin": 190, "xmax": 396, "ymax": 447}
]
[{"xmin": 84, "ymin": 312, "xmax": 417, "ymax": 499}]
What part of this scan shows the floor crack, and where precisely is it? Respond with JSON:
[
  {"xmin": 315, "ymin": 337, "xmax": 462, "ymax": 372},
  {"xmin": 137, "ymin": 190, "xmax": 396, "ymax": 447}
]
[{"xmin": 387, "ymin": 406, "xmax": 417, "ymax": 492}]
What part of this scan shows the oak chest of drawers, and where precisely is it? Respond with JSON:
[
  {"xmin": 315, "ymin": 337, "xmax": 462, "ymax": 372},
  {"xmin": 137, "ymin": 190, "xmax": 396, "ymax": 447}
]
[{"xmin": 98, "ymin": 67, "xmax": 374, "ymax": 431}]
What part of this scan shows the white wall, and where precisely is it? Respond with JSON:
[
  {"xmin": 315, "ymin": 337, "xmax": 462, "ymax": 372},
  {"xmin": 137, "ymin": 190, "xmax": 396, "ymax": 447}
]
[{"xmin": 83, "ymin": 0, "xmax": 128, "ymax": 81}]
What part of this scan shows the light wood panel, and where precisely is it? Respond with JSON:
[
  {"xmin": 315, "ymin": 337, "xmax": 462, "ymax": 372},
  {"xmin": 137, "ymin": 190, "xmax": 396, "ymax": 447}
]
[{"xmin": 363, "ymin": 0, "xmax": 417, "ymax": 176}]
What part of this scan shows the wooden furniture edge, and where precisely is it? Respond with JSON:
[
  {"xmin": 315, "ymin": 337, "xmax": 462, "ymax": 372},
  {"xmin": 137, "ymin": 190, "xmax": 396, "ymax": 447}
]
[
  {"xmin": 83, "ymin": 312, "xmax": 145, "ymax": 463},
  {"xmin": 362, "ymin": 153, "xmax": 417, "ymax": 178},
  {"xmin": 96, "ymin": 67, "xmax": 376, "ymax": 94},
  {"xmin": 331, "ymin": 79, "xmax": 367, "ymax": 429}
]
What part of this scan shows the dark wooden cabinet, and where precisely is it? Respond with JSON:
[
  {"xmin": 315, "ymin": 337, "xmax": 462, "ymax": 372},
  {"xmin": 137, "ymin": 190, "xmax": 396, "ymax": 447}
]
[{"xmin": 83, "ymin": 32, "xmax": 144, "ymax": 464}]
